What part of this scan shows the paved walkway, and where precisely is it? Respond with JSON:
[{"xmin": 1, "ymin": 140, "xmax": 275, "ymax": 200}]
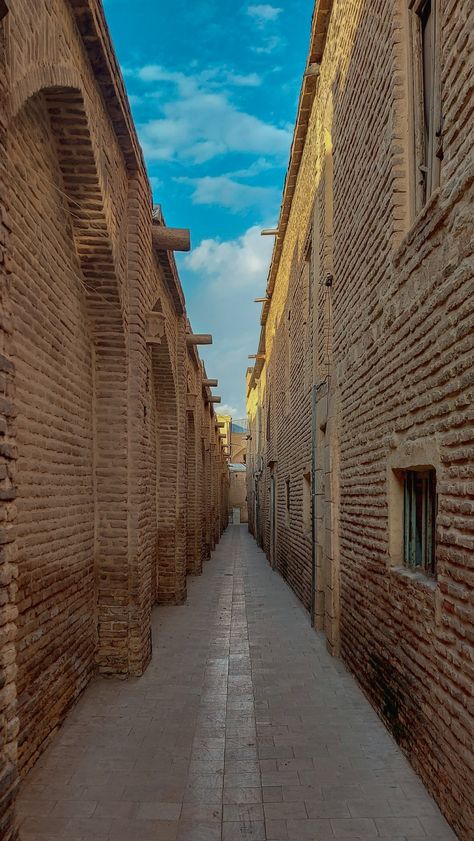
[{"xmin": 18, "ymin": 526, "xmax": 457, "ymax": 841}]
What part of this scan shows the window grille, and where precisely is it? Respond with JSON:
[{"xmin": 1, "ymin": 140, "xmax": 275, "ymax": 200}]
[
  {"xmin": 285, "ymin": 478, "xmax": 290, "ymax": 525},
  {"xmin": 409, "ymin": 0, "xmax": 441, "ymax": 209},
  {"xmin": 403, "ymin": 469, "xmax": 437, "ymax": 574}
]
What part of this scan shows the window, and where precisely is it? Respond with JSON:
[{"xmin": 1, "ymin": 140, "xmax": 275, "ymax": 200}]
[
  {"xmin": 403, "ymin": 469, "xmax": 437, "ymax": 574},
  {"xmin": 409, "ymin": 0, "xmax": 441, "ymax": 210},
  {"xmin": 266, "ymin": 392, "xmax": 271, "ymax": 442},
  {"xmin": 302, "ymin": 472, "xmax": 312, "ymax": 536}
]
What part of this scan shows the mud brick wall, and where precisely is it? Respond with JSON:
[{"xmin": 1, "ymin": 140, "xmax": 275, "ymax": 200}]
[
  {"xmin": 247, "ymin": 1, "xmax": 474, "ymax": 838},
  {"xmin": 0, "ymin": 0, "xmax": 228, "ymax": 834},
  {"xmin": 9, "ymin": 94, "xmax": 96, "ymax": 776},
  {"xmin": 0, "ymin": 6, "xmax": 20, "ymax": 839}
]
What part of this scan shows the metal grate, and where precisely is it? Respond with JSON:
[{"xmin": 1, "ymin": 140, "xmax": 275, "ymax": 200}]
[{"xmin": 403, "ymin": 469, "xmax": 437, "ymax": 575}]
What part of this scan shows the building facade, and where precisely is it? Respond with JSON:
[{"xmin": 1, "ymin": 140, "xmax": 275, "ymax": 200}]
[
  {"xmin": 0, "ymin": 1, "xmax": 228, "ymax": 838},
  {"xmin": 218, "ymin": 415, "xmax": 248, "ymax": 523},
  {"xmin": 247, "ymin": 1, "xmax": 473, "ymax": 839}
]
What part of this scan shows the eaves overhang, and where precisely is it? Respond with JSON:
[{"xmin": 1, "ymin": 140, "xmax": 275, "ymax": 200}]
[
  {"xmin": 68, "ymin": 0, "xmax": 146, "ymax": 175},
  {"xmin": 250, "ymin": 0, "xmax": 334, "ymax": 392}
]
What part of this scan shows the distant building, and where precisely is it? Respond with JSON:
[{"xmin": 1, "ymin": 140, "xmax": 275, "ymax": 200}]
[{"xmin": 218, "ymin": 416, "xmax": 248, "ymax": 523}]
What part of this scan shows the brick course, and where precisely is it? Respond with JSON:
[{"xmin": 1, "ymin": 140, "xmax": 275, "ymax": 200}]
[
  {"xmin": 0, "ymin": 0, "xmax": 228, "ymax": 835},
  {"xmin": 247, "ymin": 1, "xmax": 473, "ymax": 839},
  {"xmin": 0, "ymin": 7, "xmax": 20, "ymax": 840}
]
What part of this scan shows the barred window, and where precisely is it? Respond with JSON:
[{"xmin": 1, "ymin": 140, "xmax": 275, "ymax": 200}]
[
  {"xmin": 409, "ymin": 0, "xmax": 442, "ymax": 210},
  {"xmin": 403, "ymin": 469, "xmax": 437, "ymax": 575},
  {"xmin": 285, "ymin": 477, "xmax": 290, "ymax": 526}
]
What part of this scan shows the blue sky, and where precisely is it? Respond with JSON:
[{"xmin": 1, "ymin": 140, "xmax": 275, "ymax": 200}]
[{"xmin": 103, "ymin": 0, "xmax": 312, "ymax": 416}]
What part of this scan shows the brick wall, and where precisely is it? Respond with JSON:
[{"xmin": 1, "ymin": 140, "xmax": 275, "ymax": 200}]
[
  {"xmin": 0, "ymin": 6, "xmax": 20, "ymax": 838},
  {"xmin": 10, "ymin": 94, "xmax": 96, "ymax": 775},
  {"xmin": 0, "ymin": 0, "xmax": 228, "ymax": 834},
  {"xmin": 247, "ymin": 1, "xmax": 473, "ymax": 838}
]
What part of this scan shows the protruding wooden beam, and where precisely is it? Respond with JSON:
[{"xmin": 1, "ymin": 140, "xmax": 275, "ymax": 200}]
[
  {"xmin": 261, "ymin": 228, "xmax": 278, "ymax": 236},
  {"xmin": 248, "ymin": 353, "xmax": 266, "ymax": 359},
  {"xmin": 187, "ymin": 333, "xmax": 213, "ymax": 346},
  {"xmin": 152, "ymin": 225, "xmax": 191, "ymax": 252},
  {"xmin": 254, "ymin": 297, "xmax": 270, "ymax": 303},
  {"xmin": 203, "ymin": 378, "xmax": 218, "ymax": 387},
  {"xmin": 208, "ymin": 396, "xmax": 221, "ymax": 404}
]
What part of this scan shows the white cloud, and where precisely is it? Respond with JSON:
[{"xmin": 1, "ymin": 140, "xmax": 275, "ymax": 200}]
[
  {"xmin": 135, "ymin": 64, "xmax": 261, "ymax": 92},
  {"xmin": 245, "ymin": 5, "xmax": 284, "ymax": 52},
  {"xmin": 138, "ymin": 91, "xmax": 290, "ymax": 163},
  {"xmin": 183, "ymin": 225, "xmax": 274, "ymax": 415},
  {"xmin": 230, "ymin": 157, "xmax": 275, "ymax": 178},
  {"xmin": 219, "ymin": 404, "xmax": 239, "ymax": 417},
  {"xmin": 252, "ymin": 35, "xmax": 285, "ymax": 54},
  {"xmin": 177, "ymin": 175, "xmax": 279, "ymax": 213},
  {"xmin": 185, "ymin": 225, "xmax": 273, "ymax": 290},
  {"xmin": 225, "ymin": 72, "xmax": 262, "ymax": 87},
  {"xmin": 247, "ymin": 4, "xmax": 282, "ymax": 24},
  {"xmin": 131, "ymin": 64, "xmax": 289, "ymax": 164}
]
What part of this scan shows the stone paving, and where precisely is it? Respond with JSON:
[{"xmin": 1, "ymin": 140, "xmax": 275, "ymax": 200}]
[{"xmin": 17, "ymin": 526, "xmax": 458, "ymax": 841}]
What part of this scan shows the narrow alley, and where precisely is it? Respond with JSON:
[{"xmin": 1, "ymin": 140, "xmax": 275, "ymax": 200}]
[{"xmin": 18, "ymin": 527, "xmax": 456, "ymax": 841}]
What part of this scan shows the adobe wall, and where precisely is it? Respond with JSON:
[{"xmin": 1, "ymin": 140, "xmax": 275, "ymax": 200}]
[
  {"xmin": 0, "ymin": 0, "xmax": 228, "ymax": 834},
  {"xmin": 247, "ymin": 1, "xmax": 473, "ymax": 837},
  {"xmin": 0, "ymin": 5, "xmax": 20, "ymax": 838},
  {"xmin": 10, "ymin": 91, "xmax": 98, "ymax": 775}
]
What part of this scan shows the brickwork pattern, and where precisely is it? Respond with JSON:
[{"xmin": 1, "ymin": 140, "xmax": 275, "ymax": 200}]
[
  {"xmin": 10, "ymin": 94, "xmax": 96, "ymax": 776},
  {"xmin": 0, "ymin": 0, "xmax": 228, "ymax": 836},
  {"xmin": 247, "ymin": 1, "xmax": 474, "ymax": 838},
  {"xmin": 0, "ymin": 11, "xmax": 20, "ymax": 840}
]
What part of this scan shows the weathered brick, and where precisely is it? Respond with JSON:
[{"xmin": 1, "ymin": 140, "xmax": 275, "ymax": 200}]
[
  {"xmin": 0, "ymin": 0, "xmax": 228, "ymax": 837},
  {"xmin": 247, "ymin": 2, "xmax": 473, "ymax": 840}
]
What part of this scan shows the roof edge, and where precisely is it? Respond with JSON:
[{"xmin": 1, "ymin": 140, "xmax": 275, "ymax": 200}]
[
  {"xmin": 249, "ymin": 0, "xmax": 334, "ymax": 391},
  {"xmin": 68, "ymin": 0, "xmax": 146, "ymax": 174}
]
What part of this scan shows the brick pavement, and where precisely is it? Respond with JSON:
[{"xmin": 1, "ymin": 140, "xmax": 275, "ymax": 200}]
[{"xmin": 17, "ymin": 526, "xmax": 458, "ymax": 841}]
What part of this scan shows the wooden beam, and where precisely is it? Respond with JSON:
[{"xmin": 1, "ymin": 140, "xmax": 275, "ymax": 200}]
[
  {"xmin": 152, "ymin": 225, "xmax": 191, "ymax": 252},
  {"xmin": 254, "ymin": 297, "xmax": 270, "ymax": 303},
  {"xmin": 248, "ymin": 353, "xmax": 266, "ymax": 359},
  {"xmin": 203, "ymin": 378, "xmax": 218, "ymax": 387},
  {"xmin": 208, "ymin": 396, "xmax": 221, "ymax": 404},
  {"xmin": 187, "ymin": 333, "xmax": 213, "ymax": 346}
]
